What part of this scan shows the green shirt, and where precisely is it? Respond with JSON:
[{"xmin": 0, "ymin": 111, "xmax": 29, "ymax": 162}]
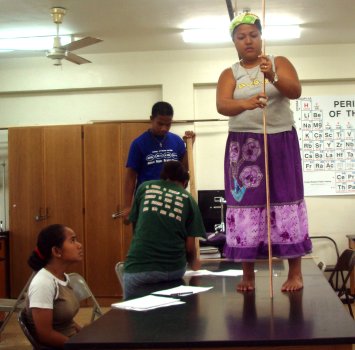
[{"xmin": 125, "ymin": 180, "xmax": 206, "ymax": 273}]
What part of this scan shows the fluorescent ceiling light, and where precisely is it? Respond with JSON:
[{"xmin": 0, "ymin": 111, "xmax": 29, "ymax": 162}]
[
  {"xmin": 182, "ymin": 25, "xmax": 300, "ymax": 43},
  {"xmin": 263, "ymin": 25, "xmax": 301, "ymax": 40},
  {"xmin": 183, "ymin": 28, "xmax": 230, "ymax": 43},
  {"xmin": 0, "ymin": 35, "xmax": 72, "ymax": 51}
]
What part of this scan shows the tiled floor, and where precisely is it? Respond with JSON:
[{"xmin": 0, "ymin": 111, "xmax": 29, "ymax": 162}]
[{"xmin": 0, "ymin": 305, "xmax": 354, "ymax": 349}]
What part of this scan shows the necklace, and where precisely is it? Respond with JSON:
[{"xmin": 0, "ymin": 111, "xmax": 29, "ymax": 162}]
[
  {"xmin": 149, "ymin": 130, "xmax": 167, "ymax": 148},
  {"xmin": 240, "ymin": 60, "xmax": 261, "ymax": 84}
]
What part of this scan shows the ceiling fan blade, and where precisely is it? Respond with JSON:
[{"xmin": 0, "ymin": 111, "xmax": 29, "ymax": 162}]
[
  {"xmin": 62, "ymin": 36, "xmax": 102, "ymax": 51},
  {"xmin": 64, "ymin": 51, "xmax": 91, "ymax": 64}
]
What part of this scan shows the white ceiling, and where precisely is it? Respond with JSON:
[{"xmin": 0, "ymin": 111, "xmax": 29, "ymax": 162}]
[{"xmin": 1, "ymin": 0, "xmax": 355, "ymax": 61}]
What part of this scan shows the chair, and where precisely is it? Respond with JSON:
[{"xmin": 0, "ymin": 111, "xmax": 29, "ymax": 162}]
[
  {"xmin": 67, "ymin": 273, "xmax": 103, "ymax": 322},
  {"xmin": 0, "ymin": 272, "xmax": 35, "ymax": 336},
  {"xmin": 328, "ymin": 249, "xmax": 355, "ymax": 318},
  {"xmin": 310, "ymin": 235, "xmax": 340, "ymax": 288},
  {"xmin": 17, "ymin": 273, "xmax": 101, "ymax": 349},
  {"xmin": 114, "ymin": 262, "xmax": 125, "ymax": 289},
  {"xmin": 18, "ymin": 308, "xmax": 52, "ymax": 350}
]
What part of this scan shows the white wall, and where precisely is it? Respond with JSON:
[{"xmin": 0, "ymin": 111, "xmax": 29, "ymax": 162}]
[{"xmin": 1, "ymin": 43, "xmax": 355, "ymax": 264}]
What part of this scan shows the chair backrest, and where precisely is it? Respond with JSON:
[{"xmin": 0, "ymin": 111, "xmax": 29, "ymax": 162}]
[
  {"xmin": 334, "ymin": 249, "xmax": 355, "ymax": 272},
  {"xmin": 18, "ymin": 308, "xmax": 42, "ymax": 350},
  {"xmin": 328, "ymin": 249, "xmax": 355, "ymax": 318},
  {"xmin": 329, "ymin": 249, "xmax": 355, "ymax": 290},
  {"xmin": 67, "ymin": 272, "xmax": 103, "ymax": 322},
  {"xmin": 114, "ymin": 262, "xmax": 124, "ymax": 289},
  {"xmin": 310, "ymin": 235, "xmax": 340, "ymax": 269},
  {"xmin": 0, "ymin": 271, "xmax": 35, "ymax": 334}
]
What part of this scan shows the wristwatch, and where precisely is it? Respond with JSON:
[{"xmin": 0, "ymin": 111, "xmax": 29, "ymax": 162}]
[{"xmin": 272, "ymin": 71, "xmax": 279, "ymax": 84}]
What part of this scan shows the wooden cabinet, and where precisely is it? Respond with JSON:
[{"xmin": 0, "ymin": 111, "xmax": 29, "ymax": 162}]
[
  {"xmin": 9, "ymin": 126, "xmax": 84, "ymax": 297},
  {"xmin": 9, "ymin": 122, "xmax": 149, "ymax": 300},
  {"xmin": 83, "ymin": 122, "xmax": 149, "ymax": 299}
]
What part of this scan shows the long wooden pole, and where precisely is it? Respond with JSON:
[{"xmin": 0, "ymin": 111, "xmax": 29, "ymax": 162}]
[
  {"xmin": 261, "ymin": 0, "xmax": 274, "ymax": 299},
  {"xmin": 186, "ymin": 137, "xmax": 200, "ymax": 257},
  {"xmin": 186, "ymin": 138, "xmax": 197, "ymax": 200}
]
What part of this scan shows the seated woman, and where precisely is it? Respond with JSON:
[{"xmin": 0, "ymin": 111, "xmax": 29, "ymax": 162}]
[
  {"xmin": 25, "ymin": 224, "xmax": 83, "ymax": 349},
  {"xmin": 123, "ymin": 160, "xmax": 206, "ymax": 299}
]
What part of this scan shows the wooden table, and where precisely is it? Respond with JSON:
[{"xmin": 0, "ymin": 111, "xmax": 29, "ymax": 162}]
[
  {"xmin": 65, "ymin": 259, "xmax": 355, "ymax": 350},
  {"xmin": 346, "ymin": 234, "xmax": 355, "ymax": 295}
]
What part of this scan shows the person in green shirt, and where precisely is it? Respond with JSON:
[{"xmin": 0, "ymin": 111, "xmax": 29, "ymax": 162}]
[{"xmin": 123, "ymin": 161, "xmax": 206, "ymax": 299}]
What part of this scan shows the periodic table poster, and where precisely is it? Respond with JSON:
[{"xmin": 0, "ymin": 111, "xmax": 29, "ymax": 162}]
[{"xmin": 291, "ymin": 96, "xmax": 355, "ymax": 196}]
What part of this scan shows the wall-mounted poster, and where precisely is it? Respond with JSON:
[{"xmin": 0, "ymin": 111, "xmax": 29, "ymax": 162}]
[{"xmin": 292, "ymin": 96, "xmax": 355, "ymax": 196}]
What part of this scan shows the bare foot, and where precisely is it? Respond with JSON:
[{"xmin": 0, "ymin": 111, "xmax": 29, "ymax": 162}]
[
  {"xmin": 282, "ymin": 275, "xmax": 303, "ymax": 292},
  {"xmin": 237, "ymin": 277, "xmax": 255, "ymax": 291},
  {"xmin": 237, "ymin": 262, "xmax": 255, "ymax": 291},
  {"xmin": 282, "ymin": 257, "xmax": 304, "ymax": 292}
]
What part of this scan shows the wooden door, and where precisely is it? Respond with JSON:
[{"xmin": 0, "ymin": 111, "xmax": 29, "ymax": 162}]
[
  {"xmin": 83, "ymin": 122, "xmax": 149, "ymax": 299},
  {"xmin": 9, "ymin": 127, "xmax": 45, "ymax": 296},
  {"xmin": 44, "ymin": 126, "xmax": 84, "ymax": 275},
  {"xmin": 119, "ymin": 123, "xmax": 150, "ymax": 258},
  {"xmin": 83, "ymin": 124, "xmax": 122, "ymax": 297}
]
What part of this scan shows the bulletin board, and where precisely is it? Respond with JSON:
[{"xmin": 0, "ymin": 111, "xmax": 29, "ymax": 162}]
[{"xmin": 291, "ymin": 96, "xmax": 355, "ymax": 196}]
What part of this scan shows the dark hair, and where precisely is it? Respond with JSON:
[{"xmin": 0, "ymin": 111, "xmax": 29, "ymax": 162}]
[
  {"xmin": 151, "ymin": 101, "xmax": 174, "ymax": 119},
  {"xmin": 28, "ymin": 224, "xmax": 67, "ymax": 271},
  {"xmin": 160, "ymin": 161, "xmax": 189, "ymax": 184}
]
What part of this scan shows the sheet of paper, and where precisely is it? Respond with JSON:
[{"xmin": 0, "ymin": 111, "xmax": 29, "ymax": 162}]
[
  {"xmin": 184, "ymin": 269, "xmax": 212, "ymax": 277},
  {"xmin": 111, "ymin": 295, "xmax": 185, "ymax": 311},
  {"xmin": 184, "ymin": 269, "xmax": 244, "ymax": 277},
  {"xmin": 210, "ymin": 269, "xmax": 244, "ymax": 277},
  {"xmin": 152, "ymin": 285, "xmax": 212, "ymax": 296}
]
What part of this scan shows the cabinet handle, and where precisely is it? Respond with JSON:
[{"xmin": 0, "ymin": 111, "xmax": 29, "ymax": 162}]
[
  {"xmin": 35, "ymin": 208, "xmax": 49, "ymax": 221},
  {"xmin": 112, "ymin": 209, "xmax": 124, "ymax": 219}
]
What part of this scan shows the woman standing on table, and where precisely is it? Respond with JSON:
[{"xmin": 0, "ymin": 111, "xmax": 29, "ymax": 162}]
[{"xmin": 216, "ymin": 12, "xmax": 312, "ymax": 292}]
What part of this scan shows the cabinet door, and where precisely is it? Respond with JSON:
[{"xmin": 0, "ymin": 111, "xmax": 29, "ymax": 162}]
[
  {"xmin": 83, "ymin": 124, "xmax": 122, "ymax": 297},
  {"xmin": 9, "ymin": 127, "xmax": 45, "ymax": 296},
  {"xmin": 9, "ymin": 126, "xmax": 84, "ymax": 296},
  {"xmin": 83, "ymin": 122, "xmax": 149, "ymax": 298},
  {"xmin": 44, "ymin": 126, "xmax": 84, "ymax": 275},
  {"xmin": 119, "ymin": 123, "xmax": 150, "ymax": 257}
]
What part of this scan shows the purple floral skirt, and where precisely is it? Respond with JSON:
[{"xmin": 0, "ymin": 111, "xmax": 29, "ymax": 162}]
[{"xmin": 224, "ymin": 128, "xmax": 312, "ymax": 261}]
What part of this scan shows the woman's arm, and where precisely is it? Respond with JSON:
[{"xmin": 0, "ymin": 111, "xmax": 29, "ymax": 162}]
[
  {"xmin": 185, "ymin": 237, "xmax": 201, "ymax": 271},
  {"xmin": 216, "ymin": 67, "xmax": 267, "ymax": 117},
  {"xmin": 32, "ymin": 308, "xmax": 69, "ymax": 348},
  {"xmin": 262, "ymin": 55, "xmax": 302, "ymax": 99}
]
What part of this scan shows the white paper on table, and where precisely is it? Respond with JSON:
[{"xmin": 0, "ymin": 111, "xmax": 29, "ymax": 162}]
[
  {"xmin": 184, "ymin": 269, "xmax": 212, "ymax": 277},
  {"xmin": 210, "ymin": 269, "xmax": 244, "ymax": 277},
  {"xmin": 184, "ymin": 269, "xmax": 244, "ymax": 277},
  {"xmin": 111, "ymin": 295, "xmax": 185, "ymax": 311},
  {"xmin": 152, "ymin": 285, "xmax": 212, "ymax": 296}
]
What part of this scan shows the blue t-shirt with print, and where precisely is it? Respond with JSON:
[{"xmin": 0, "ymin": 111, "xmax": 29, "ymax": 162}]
[{"xmin": 126, "ymin": 130, "xmax": 186, "ymax": 188}]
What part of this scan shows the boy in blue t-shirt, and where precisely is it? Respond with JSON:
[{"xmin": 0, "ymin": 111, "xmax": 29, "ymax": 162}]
[{"xmin": 123, "ymin": 101, "xmax": 194, "ymax": 220}]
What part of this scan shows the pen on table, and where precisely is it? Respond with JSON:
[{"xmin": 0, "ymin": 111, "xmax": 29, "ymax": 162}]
[{"xmin": 170, "ymin": 292, "xmax": 194, "ymax": 297}]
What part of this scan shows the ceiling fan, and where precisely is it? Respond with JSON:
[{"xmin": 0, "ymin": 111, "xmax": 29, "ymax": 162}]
[{"xmin": 46, "ymin": 7, "xmax": 102, "ymax": 66}]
